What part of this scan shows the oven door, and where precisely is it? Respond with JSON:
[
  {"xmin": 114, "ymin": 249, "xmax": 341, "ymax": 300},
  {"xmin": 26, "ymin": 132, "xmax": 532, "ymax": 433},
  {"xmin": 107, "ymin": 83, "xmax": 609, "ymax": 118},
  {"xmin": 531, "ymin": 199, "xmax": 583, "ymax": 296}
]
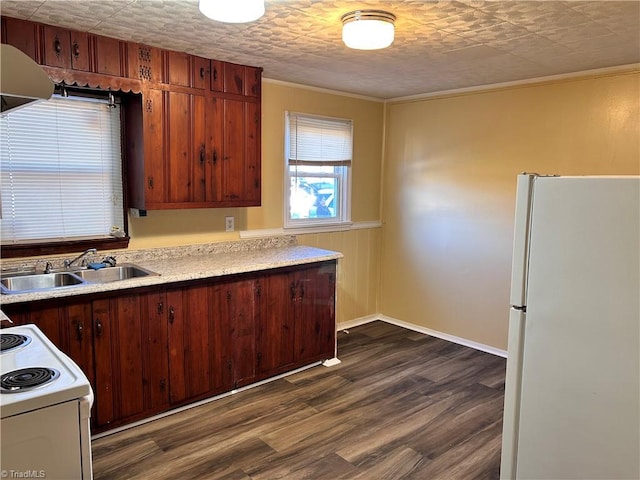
[{"xmin": 1, "ymin": 399, "xmax": 86, "ymax": 479}]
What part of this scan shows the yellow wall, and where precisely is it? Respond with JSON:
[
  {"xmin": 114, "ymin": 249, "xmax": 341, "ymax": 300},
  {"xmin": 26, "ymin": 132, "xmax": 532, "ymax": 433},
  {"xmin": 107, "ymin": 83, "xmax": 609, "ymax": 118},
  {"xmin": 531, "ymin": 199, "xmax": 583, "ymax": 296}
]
[
  {"xmin": 128, "ymin": 81, "xmax": 385, "ymax": 324},
  {"xmin": 380, "ymin": 70, "xmax": 640, "ymax": 350}
]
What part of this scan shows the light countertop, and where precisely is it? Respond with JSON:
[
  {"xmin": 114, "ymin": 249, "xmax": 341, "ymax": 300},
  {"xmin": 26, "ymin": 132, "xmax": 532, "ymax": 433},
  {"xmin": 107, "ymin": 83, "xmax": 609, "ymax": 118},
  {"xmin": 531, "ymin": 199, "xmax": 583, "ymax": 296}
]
[{"xmin": 0, "ymin": 237, "xmax": 342, "ymax": 305}]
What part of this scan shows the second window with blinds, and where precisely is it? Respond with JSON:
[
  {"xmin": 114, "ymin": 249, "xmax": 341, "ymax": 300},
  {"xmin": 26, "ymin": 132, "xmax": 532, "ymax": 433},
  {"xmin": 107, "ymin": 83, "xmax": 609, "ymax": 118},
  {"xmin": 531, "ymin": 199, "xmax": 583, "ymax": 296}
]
[{"xmin": 285, "ymin": 111, "xmax": 352, "ymax": 229}]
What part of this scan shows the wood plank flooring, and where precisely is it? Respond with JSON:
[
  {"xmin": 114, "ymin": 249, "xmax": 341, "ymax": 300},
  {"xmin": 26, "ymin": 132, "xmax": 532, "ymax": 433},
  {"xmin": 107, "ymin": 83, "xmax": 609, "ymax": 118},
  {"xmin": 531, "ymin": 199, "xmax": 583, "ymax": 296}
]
[{"xmin": 92, "ymin": 321, "xmax": 506, "ymax": 479}]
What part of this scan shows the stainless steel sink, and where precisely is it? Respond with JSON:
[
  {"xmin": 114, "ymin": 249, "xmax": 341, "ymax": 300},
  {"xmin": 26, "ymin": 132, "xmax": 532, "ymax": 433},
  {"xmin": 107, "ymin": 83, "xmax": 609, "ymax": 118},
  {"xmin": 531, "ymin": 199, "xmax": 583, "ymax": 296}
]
[
  {"xmin": 0, "ymin": 263, "xmax": 158, "ymax": 294},
  {"xmin": 72, "ymin": 264, "xmax": 157, "ymax": 283},
  {"xmin": 0, "ymin": 272, "xmax": 85, "ymax": 294}
]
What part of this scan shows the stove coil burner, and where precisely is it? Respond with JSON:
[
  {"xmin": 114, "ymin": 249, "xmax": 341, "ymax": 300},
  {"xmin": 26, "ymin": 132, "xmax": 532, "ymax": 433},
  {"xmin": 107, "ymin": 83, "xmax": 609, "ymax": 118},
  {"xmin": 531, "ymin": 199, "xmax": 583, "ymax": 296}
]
[
  {"xmin": 0, "ymin": 333, "xmax": 31, "ymax": 353},
  {"xmin": 1, "ymin": 367, "xmax": 60, "ymax": 393}
]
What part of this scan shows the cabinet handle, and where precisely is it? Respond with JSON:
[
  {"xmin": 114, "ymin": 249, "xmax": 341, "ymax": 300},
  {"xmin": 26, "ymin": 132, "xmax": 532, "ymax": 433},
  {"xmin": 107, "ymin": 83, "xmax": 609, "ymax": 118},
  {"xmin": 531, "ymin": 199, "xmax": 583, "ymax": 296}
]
[
  {"xmin": 212, "ymin": 150, "xmax": 217, "ymax": 164},
  {"xmin": 257, "ymin": 352, "xmax": 262, "ymax": 366},
  {"xmin": 72, "ymin": 42, "xmax": 80, "ymax": 58},
  {"xmin": 159, "ymin": 379, "xmax": 166, "ymax": 391},
  {"xmin": 157, "ymin": 302, "xmax": 163, "ymax": 315},
  {"xmin": 200, "ymin": 145, "xmax": 205, "ymax": 164},
  {"xmin": 54, "ymin": 37, "xmax": 62, "ymax": 55},
  {"xmin": 300, "ymin": 284, "xmax": 305, "ymax": 300},
  {"xmin": 168, "ymin": 306, "xmax": 175, "ymax": 324},
  {"xmin": 200, "ymin": 67, "xmax": 206, "ymax": 79},
  {"xmin": 148, "ymin": 176, "xmax": 154, "ymax": 189},
  {"xmin": 290, "ymin": 281, "xmax": 296, "ymax": 300},
  {"xmin": 95, "ymin": 319, "xmax": 103, "ymax": 338},
  {"xmin": 213, "ymin": 67, "xmax": 217, "ymax": 81},
  {"xmin": 76, "ymin": 321, "xmax": 83, "ymax": 341}
]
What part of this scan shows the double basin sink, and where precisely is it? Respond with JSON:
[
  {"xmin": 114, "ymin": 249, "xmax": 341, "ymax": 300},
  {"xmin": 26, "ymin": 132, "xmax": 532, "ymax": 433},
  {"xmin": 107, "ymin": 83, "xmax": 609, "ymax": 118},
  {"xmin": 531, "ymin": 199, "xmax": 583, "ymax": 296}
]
[{"xmin": 0, "ymin": 264, "xmax": 158, "ymax": 295}]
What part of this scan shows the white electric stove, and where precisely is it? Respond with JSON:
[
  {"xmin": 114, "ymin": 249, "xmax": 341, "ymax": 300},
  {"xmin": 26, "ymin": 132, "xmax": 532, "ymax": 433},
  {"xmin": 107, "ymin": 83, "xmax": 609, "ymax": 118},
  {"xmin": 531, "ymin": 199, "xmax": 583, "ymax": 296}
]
[{"xmin": 1, "ymin": 323, "xmax": 94, "ymax": 479}]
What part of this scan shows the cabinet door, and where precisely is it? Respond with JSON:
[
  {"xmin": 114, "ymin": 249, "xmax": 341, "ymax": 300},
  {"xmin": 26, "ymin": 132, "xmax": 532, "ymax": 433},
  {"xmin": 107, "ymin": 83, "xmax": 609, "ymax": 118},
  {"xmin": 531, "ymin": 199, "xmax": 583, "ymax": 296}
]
[
  {"xmin": 167, "ymin": 284, "xmax": 213, "ymax": 403},
  {"xmin": 62, "ymin": 301, "xmax": 95, "ymax": 390},
  {"xmin": 144, "ymin": 291, "xmax": 170, "ymax": 410},
  {"xmin": 2, "ymin": 17, "xmax": 38, "ymax": 61},
  {"xmin": 224, "ymin": 277, "xmax": 258, "ymax": 388},
  {"xmin": 166, "ymin": 91, "xmax": 206, "ymax": 203},
  {"xmin": 193, "ymin": 56, "xmax": 209, "ymax": 90},
  {"xmin": 257, "ymin": 272, "xmax": 295, "ymax": 376},
  {"xmin": 70, "ymin": 31, "xmax": 91, "ymax": 71},
  {"xmin": 210, "ymin": 60, "xmax": 224, "ymax": 92},
  {"xmin": 244, "ymin": 100, "xmax": 261, "ymax": 203},
  {"xmin": 92, "ymin": 295, "xmax": 148, "ymax": 427},
  {"xmin": 223, "ymin": 62, "xmax": 244, "ymax": 95},
  {"xmin": 244, "ymin": 66, "xmax": 261, "ymax": 97},
  {"xmin": 143, "ymin": 88, "xmax": 166, "ymax": 205},
  {"xmin": 222, "ymin": 98, "xmax": 245, "ymax": 202},
  {"xmin": 294, "ymin": 263, "xmax": 336, "ymax": 363},
  {"xmin": 93, "ymin": 35, "xmax": 124, "ymax": 76},
  {"xmin": 205, "ymin": 96, "xmax": 223, "ymax": 202},
  {"xmin": 41, "ymin": 26, "xmax": 71, "ymax": 69},
  {"xmin": 167, "ymin": 51, "xmax": 191, "ymax": 87}
]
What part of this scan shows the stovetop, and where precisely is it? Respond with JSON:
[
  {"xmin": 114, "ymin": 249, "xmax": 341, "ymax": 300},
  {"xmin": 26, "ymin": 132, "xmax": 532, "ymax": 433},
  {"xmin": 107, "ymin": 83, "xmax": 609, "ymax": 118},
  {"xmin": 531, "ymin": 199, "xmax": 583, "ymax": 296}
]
[{"xmin": 0, "ymin": 324, "xmax": 92, "ymax": 419}]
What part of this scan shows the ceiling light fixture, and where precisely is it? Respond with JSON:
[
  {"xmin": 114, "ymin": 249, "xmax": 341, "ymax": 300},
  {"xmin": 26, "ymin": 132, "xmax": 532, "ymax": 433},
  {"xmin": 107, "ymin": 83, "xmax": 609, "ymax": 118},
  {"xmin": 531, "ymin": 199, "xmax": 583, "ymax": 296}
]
[
  {"xmin": 199, "ymin": 0, "xmax": 265, "ymax": 23},
  {"xmin": 341, "ymin": 10, "xmax": 396, "ymax": 50}
]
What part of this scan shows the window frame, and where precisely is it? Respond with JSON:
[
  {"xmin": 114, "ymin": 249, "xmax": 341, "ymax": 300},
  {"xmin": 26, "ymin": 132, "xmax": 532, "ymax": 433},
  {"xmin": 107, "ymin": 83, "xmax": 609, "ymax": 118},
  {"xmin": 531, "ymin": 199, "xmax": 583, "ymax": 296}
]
[
  {"xmin": 284, "ymin": 111, "xmax": 352, "ymax": 230},
  {"xmin": 0, "ymin": 91, "xmax": 130, "ymax": 258}
]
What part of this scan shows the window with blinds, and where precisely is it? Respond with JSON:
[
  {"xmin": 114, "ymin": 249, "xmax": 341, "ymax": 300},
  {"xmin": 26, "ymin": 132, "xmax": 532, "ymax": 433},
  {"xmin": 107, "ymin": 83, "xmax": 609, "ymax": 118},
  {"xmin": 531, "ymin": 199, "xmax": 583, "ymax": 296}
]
[
  {"xmin": 285, "ymin": 111, "xmax": 352, "ymax": 228},
  {"xmin": 0, "ymin": 95, "xmax": 125, "ymax": 244}
]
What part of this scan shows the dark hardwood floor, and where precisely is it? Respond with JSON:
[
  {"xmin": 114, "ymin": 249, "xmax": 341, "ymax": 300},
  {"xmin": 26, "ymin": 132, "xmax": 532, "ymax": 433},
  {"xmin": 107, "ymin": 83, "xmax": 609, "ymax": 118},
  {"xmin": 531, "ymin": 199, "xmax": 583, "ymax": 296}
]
[{"xmin": 92, "ymin": 321, "xmax": 506, "ymax": 479}]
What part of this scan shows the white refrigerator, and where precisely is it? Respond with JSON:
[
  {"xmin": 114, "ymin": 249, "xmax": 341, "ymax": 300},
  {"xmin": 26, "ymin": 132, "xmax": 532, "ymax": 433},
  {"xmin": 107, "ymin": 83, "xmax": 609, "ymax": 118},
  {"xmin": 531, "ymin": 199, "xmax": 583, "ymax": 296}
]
[{"xmin": 500, "ymin": 174, "xmax": 640, "ymax": 480}]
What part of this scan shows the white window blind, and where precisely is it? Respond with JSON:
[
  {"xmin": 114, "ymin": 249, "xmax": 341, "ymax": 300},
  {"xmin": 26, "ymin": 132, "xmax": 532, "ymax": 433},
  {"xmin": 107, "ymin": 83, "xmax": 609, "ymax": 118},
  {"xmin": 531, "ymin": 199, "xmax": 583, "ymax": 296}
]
[
  {"xmin": 288, "ymin": 112, "xmax": 352, "ymax": 166},
  {"xmin": 0, "ymin": 95, "xmax": 124, "ymax": 244}
]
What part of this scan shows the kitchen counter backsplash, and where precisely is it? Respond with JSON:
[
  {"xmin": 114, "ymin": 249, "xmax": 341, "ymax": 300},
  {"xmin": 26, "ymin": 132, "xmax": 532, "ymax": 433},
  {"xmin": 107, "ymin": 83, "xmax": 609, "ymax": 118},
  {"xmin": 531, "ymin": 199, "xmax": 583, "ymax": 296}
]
[{"xmin": 0, "ymin": 236, "xmax": 342, "ymax": 304}]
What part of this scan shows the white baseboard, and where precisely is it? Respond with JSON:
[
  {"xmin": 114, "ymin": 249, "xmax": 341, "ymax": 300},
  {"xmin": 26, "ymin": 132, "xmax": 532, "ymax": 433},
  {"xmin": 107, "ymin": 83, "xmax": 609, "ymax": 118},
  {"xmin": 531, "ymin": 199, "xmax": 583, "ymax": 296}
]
[{"xmin": 338, "ymin": 314, "xmax": 507, "ymax": 358}]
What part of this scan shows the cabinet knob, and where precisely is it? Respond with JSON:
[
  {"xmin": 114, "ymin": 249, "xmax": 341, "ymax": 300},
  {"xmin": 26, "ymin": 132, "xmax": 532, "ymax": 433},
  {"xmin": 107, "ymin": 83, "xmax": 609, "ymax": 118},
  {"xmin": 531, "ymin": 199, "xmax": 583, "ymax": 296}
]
[
  {"xmin": 200, "ymin": 67, "xmax": 206, "ymax": 79},
  {"xmin": 168, "ymin": 306, "xmax": 175, "ymax": 324},
  {"xmin": 76, "ymin": 321, "xmax": 84, "ymax": 341},
  {"xmin": 157, "ymin": 302, "xmax": 164, "ymax": 315},
  {"xmin": 72, "ymin": 42, "xmax": 80, "ymax": 59},
  {"xmin": 95, "ymin": 319, "xmax": 103, "ymax": 338},
  {"xmin": 54, "ymin": 37, "xmax": 62, "ymax": 56}
]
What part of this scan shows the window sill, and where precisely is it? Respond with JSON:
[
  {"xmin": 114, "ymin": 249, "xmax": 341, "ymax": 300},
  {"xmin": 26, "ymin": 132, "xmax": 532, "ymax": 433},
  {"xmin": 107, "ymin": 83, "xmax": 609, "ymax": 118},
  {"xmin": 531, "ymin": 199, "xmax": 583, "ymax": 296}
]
[
  {"xmin": 240, "ymin": 221, "xmax": 381, "ymax": 239},
  {"xmin": 1, "ymin": 237, "xmax": 130, "ymax": 259}
]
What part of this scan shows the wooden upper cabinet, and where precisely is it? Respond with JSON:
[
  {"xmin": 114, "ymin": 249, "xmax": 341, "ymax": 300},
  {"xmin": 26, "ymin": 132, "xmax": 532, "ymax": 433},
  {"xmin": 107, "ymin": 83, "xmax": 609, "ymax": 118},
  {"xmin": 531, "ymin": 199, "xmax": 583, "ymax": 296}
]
[
  {"xmin": 167, "ymin": 51, "xmax": 191, "ymax": 87},
  {"xmin": 2, "ymin": 17, "xmax": 39, "ymax": 61},
  {"xmin": 223, "ymin": 62, "xmax": 245, "ymax": 95},
  {"xmin": 244, "ymin": 65, "xmax": 261, "ymax": 97},
  {"xmin": 167, "ymin": 52, "xmax": 209, "ymax": 89},
  {"xmin": 93, "ymin": 34, "xmax": 125, "ymax": 77},
  {"xmin": 210, "ymin": 60, "xmax": 224, "ymax": 92},
  {"xmin": 127, "ymin": 43, "xmax": 163, "ymax": 82},
  {"xmin": 192, "ymin": 56, "xmax": 209, "ymax": 90},
  {"xmin": 70, "ymin": 31, "xmax": 91, "ymax": 71},
  {"xmin": 41, "ymin": 26, "xmax": 71, "ymax": 69}
]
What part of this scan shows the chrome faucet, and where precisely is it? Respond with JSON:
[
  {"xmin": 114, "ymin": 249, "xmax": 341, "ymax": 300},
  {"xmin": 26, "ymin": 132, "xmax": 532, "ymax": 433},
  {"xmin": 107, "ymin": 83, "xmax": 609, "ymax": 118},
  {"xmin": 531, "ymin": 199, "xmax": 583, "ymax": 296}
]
[{"xmin": 64, "ymin": 248, "xmax": 97, "ymax": 269}]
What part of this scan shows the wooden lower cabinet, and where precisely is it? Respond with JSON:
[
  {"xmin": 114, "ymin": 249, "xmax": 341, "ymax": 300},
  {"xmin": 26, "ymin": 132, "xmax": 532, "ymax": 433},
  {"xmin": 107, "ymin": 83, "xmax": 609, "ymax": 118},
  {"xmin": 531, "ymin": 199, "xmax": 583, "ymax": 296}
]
[
  {"xmin": 1, "ymin": 260, "xmax": 336, "ymax": 433},
  {"xmin": 92, "ymin": 292, "xmax": 169, "ymax": 429}
]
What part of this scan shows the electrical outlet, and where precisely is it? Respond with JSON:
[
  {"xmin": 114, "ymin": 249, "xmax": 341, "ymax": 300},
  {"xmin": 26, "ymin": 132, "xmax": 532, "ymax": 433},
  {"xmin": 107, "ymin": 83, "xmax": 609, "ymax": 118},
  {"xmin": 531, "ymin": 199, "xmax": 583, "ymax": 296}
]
[{"xmin": 225, "ymin": 216, "xmax": 235, "ymax": 232}]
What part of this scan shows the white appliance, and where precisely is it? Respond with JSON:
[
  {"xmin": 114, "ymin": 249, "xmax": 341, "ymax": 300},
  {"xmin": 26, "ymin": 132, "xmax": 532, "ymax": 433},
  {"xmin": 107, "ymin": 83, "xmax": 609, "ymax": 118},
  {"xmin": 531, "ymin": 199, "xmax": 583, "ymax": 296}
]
[
  {"xmin": 1, "ymin": 323, "xmax": 94, "ymax": 479},
  {"xmin": 500, "ymin": 174, "xmax": 640, "ymax": 479}
]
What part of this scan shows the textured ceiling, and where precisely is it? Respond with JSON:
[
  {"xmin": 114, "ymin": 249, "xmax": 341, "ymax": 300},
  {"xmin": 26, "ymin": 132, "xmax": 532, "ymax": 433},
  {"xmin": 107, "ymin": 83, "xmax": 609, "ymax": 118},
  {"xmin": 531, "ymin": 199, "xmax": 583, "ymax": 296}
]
[{"xmin": 1, "ymin": 0, "xmax": 639, "ymax": 99}]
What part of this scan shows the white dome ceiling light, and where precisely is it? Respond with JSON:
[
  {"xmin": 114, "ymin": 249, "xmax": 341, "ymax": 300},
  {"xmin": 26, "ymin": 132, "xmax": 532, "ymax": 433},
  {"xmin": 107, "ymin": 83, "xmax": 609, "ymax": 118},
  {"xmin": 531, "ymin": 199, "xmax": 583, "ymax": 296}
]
[
  {"xmin": 199, "ymin": 0, "xmax": 265, "ymax": 23},
  {"xmin": 341, "ymin": 10, "xmax": 396, "ymax": 50}
]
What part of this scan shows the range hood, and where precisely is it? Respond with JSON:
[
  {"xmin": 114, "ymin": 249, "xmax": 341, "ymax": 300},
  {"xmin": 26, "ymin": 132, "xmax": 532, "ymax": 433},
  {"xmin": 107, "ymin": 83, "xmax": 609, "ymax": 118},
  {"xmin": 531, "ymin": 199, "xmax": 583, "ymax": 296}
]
[{"xmin": 1, "ymin": 44, "xmax": 54, "ymax": 114}]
